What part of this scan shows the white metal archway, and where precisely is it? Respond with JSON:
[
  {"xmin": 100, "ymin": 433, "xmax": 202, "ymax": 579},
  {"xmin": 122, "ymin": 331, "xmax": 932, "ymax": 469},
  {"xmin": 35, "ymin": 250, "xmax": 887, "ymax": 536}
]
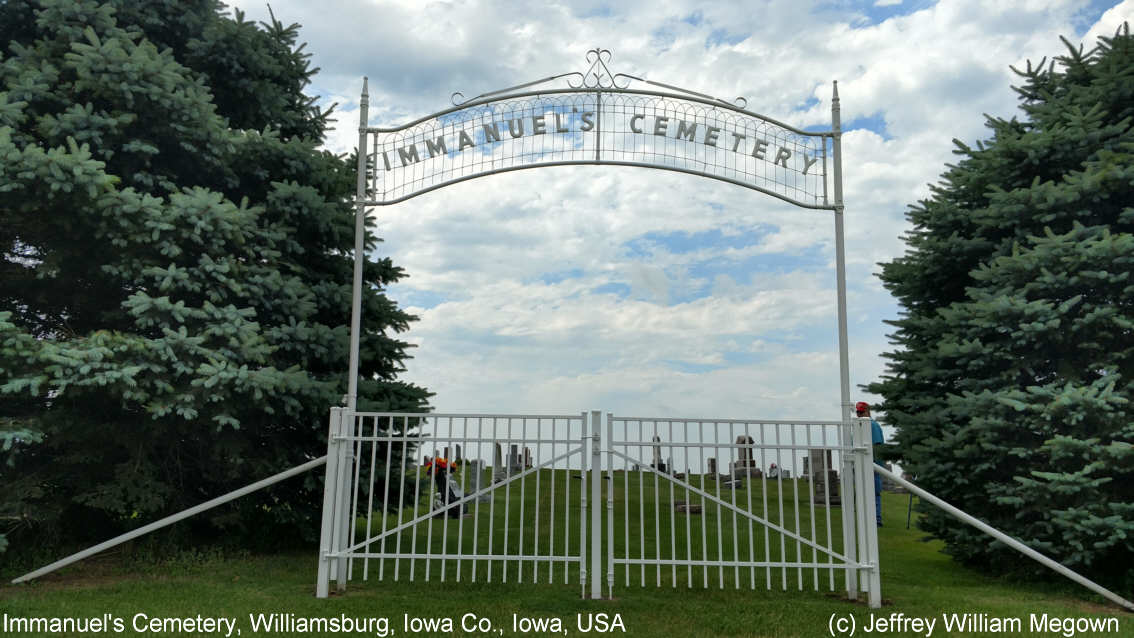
[{"xmin": 324, "ymin": 49, "xmax": 881, "ymax": 605}]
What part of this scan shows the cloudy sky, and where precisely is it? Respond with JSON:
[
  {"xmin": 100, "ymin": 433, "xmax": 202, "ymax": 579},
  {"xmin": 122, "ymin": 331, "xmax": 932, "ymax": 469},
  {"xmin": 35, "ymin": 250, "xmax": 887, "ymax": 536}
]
[{"xmin": 231, "ymin": 0, "xmax": 1130, "ymax": 424}]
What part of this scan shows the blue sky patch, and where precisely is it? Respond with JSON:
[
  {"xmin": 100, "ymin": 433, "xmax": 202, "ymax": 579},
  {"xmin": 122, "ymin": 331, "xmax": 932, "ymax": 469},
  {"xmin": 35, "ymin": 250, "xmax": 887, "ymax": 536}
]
[
  {"xmin": 682, "ymin": 10, "xmax": 704, "ymax": 27},
  {"xmin": 709, "ymin": 246, "xmax": 824, "ymax": 274},
  {"xmin": 659, "ymin": 249, "xmax": 827, "ymax": 304},
  {"xmin": 389, "ymin": 286, "xmax": 449, "ymax": 310},
  {"xmin": 618, "ymin": 229, "xmax": 826, "ymax": 305},
  {"xmin": 536, "ymin": 268, "xmax": 585, "ymax": 284},
  {"xmin": 663, "ymin": 359, "xmax": 725, "ymax": 374},
  {"xmin": 706, "ymin": 28, "xmax": 746, "ymax": 48},
  {"xmin": 650, "ymin": 26, "xmax": 677, "ymax": 53},
  {"xmin": 578, "ymin": 4, "xmax": 613, "ymax": 19},
  {"xmin": 624, "ymin": 226, "xmax": 772, "ymax": 256},
  {"xmin": 843, "ymin": 0, "xmax": 939, "ymax": 28},
  {"xmin": 844, "ymin": 112, "xmax": 891, "ymax": 140},
  {"xmin": 722, "ymin": 350, "xmax": 764, "ymax": 366},
  {"xmin": 592, "ymin": 282, "xmax": 632, "ymax": 298},
  {"xmin": 1072, "ymin": 0, "xmax": 1122, "ymax": 36}
]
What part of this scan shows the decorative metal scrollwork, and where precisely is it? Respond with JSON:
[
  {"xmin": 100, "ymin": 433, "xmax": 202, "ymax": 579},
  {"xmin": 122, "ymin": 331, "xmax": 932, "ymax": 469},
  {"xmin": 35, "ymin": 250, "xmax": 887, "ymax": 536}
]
[
  {"xmin": 448, "ymin": 48, "xmax": 747, "ymax": 110},
  {"xmin": 566, "ymin": 48, "xmax": 632, "ymax": 90}
]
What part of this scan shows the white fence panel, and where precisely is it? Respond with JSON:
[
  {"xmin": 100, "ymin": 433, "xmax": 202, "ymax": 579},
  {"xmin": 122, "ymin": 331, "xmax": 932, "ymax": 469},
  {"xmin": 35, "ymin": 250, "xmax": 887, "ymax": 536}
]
[
  {"xmin": 317, "ymin": 410, "xmax": 591, "ymax": 597},
  {"xmin": 603, "ymin": 415, "xmax": 873, "ymax": 598}
]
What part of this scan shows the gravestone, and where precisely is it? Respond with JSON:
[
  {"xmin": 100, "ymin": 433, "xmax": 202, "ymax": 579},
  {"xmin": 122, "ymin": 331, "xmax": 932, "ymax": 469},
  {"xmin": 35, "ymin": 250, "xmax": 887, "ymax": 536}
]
[
  {"xmin": 735, "ymin": 435, "xmax": 759, "ymax": 475},
  {"xmin": 493, "ymin": 442, "xmax": 507, "ymax": 483},
  {"xmin": 673, "ymin": 500, "xmax": 703, "ymax": 514},
  {"xmin": 809, "ymin": 449, "xmax": 840, "ymax": 505},
  {"xmin": 508, "ymin": 444, "xmax": 523, "ymax": 473},
  {"xmin": 465, "ymin": 459, "xmax": 492, "ymax": 503},
  {"xmin": 733, "ymin": 435, "xmax": 761, "ymax": 478},
  {"xmin": 807, "ymin": 450, "xmax": 830, "ymax": 476},
  {"xmin": 706, "ymin": 457, "xmax": 717, "ymax": 478},
  {"xmin": 523, "ymin": 447, "xmax": 532, "ymax": 469},
  {"xmin": 454, "ymin": 443, "xmax": 462, "ymax": 463},
  {"xmin": 650, "ymin": 435, "xmax": 668, "ymax": 473}
]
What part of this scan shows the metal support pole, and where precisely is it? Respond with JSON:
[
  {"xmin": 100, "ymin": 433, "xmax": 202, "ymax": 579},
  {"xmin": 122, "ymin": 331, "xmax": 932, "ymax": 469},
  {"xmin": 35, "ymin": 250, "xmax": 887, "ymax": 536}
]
[
  {"xmin": 831, "ymin": 80, "xmax": 850, "ymax": 417},
  {"xmin": 334, "ymin": 411, "xmax": 354, "ymax": 591},
  {"xmin": 589, "ymin": 410, "xmax": 603, "ymax": 599},
  {"xmin": 594, "ymin": 91, "xmax": 602, "ymax": 162},
  {"xmin": 12, "ymin": 456, "xmax": 328, "ymax": 587},
  {"xmin": 579, "ymin": 412, "xmax": 589, "ymax": 599},
  {"xmin": 831, "ymin": 80, "xmax": 857, "ymax": 601},
  {"xmin": 858, "ymin": 417, "xmax": 881, "ymax": 608},
  {"xmin": 853, "ymin": 417, "xmax": 870, "ymax": 597},
  {"xmin": 346, "ymin": 78, "xmax": 370, "ymax": 412},
  {"xmin": 336, "ymin": 79, "xmax": 369, "ymax": 591},
  {"xmin": 606, "ymin": 412, "xmax": 615, "ymax": 598},
  {"xmin": 316, "ymin": 408, "xmax": 344, "ymax": 598},
  {"xmin": 875, "ymin": 465, "xmax": 1134, "ymax": 612},
  {"xmin": 839, "ymin": 420, "xmax": 857, "ymax": 600}
]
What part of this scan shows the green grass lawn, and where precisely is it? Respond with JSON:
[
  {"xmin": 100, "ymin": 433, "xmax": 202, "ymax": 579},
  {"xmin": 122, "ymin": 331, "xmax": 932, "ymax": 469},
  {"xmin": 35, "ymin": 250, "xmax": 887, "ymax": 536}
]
[
  {"xmin": 2, "ymin": 487, "xmax": 1131, "ymax": 637},
  {"xmin": 351, "ymin": 466, "xmax": 849, "ymax": 591}
]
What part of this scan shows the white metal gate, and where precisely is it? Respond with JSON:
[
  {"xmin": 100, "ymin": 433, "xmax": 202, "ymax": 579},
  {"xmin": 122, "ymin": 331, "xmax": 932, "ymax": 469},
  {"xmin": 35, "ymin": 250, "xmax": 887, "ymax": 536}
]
[
  {"xmin": 317, "ymin": 409, "xmax": 880, "ymax": 606},
  {"xmin": 602, "ymin": 413, "xmax": 879, "ymax": 603},
  {"xmin": 316, "ymin": 409, "xmax": 594, "ymax": 598}
]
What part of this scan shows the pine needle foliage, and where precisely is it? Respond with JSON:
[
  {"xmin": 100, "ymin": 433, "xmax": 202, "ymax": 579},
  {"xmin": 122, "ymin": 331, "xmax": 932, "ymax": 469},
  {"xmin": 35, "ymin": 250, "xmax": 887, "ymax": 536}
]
[
  {"xmin": 0, "ymin": 0, "xmax": 431, "ymax": 554},
  {"xmin": 869, "ymin": 26, "xmax": 1134, "ymax": 595}
]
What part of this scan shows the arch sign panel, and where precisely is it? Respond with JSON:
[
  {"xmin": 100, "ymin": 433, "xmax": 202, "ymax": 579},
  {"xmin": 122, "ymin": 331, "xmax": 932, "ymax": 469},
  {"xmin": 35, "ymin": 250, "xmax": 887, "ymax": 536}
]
[{"xmin": 360, "ymin": 49, "xmax": 835, "ymax": 210}]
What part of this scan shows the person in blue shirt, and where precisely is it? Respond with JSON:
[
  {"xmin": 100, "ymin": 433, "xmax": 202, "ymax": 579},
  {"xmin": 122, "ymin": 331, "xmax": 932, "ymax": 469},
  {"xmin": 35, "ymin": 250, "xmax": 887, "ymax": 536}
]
[{"xmin": 856, "ymin": 401, "xmax": 884, "ymax": 527}]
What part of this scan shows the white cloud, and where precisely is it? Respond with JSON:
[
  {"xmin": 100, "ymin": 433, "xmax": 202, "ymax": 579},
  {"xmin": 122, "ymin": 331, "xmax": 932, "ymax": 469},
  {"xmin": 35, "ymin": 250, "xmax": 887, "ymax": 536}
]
[
  {"xmin": 1084, "ymin": 0, "xmax": 1134, "ymax": 42},
  {"xmin": 227, "ymin": 0, "xmax": 1125, "ymax": 422}
]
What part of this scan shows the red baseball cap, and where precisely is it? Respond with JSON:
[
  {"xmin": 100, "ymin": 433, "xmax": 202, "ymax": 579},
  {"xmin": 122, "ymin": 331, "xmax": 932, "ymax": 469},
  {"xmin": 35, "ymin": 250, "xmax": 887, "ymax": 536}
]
[{"xmin": 855, "ymin": 402, "xmax": 870, "ymax": 413}]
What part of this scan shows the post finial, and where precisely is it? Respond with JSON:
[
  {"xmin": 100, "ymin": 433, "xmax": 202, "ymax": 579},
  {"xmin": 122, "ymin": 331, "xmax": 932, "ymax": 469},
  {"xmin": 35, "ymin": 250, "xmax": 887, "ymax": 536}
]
[
  {"xmin": 831, "ymin": 80, "xmax": 841, "ymax": 132},
  {"xmin": 359, "ymin": 77, "xmax": 369, "ymax": 126}
]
